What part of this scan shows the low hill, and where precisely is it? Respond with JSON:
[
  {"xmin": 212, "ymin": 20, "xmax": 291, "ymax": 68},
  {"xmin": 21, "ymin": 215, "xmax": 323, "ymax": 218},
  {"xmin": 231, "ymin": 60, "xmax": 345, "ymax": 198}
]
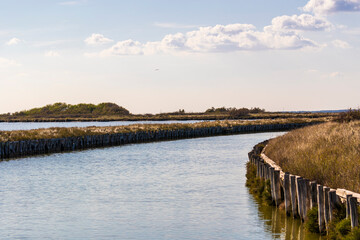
[{"xmin": 12, "ymin": 102, "xmax": 130, "ymax": 118}]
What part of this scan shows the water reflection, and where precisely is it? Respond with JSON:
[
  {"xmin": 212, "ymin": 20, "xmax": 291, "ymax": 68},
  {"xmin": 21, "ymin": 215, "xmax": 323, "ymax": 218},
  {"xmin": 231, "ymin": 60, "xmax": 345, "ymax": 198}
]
[{"xmin": 252, "ymin": 196, "xmax": 321, "ymax": 239}]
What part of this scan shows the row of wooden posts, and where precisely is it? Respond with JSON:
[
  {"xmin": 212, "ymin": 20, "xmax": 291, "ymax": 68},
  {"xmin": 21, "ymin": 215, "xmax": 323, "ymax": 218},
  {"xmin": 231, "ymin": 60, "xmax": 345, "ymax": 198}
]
[{"xmin": 248, "ymin": 144, "xmax": 359, "ymax": 233}]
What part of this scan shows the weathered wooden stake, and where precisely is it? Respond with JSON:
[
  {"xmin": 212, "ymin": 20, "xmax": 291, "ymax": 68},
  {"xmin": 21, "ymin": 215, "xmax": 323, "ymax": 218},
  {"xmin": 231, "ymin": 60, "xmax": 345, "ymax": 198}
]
[
  {"xmin": 349, "ymin": 197, "xmax": 359, "ymax": 228},
  {"xmin": 305, "ymin": 179, "xmax": 311, "ymax": 211},
  {"xmin": 302, "ymin": 179, "xmax": 308, "ymax": 220},
  {"xmin": 273, "ymin": 170, "xmax": 281, "ymax": 206},
  {"xmin": 346, "ymin": 194, "xmax": 353, "ymax": 219},
  {"xmin": 317, "ymin": 185, "xmax": 325, "ymax": 233},
  {"xmin": 296, "ymin": 176, "xmax": 304, "ymax": 220},
  {"xmin": 290, "ymin": 175, "xmax": 298, "ymax": 218},
  {"xmin": 328, "ymin": 190, "xmax": 337, "ymax": 222},
  {"xmin": 270, "ymin": 167, "xmax": 275, "ymax": 202},
  {"xmin": 265, "ymin": 163, "xmax": 270, "ymax": 180},
  {"xmin": 310, "ymin": 181, "xmax": 317, "ymax": 209},
  {"xmin": 323, "ymin": 187, "xmax": 330, "ymax": 229},
  {"xmin": 284, "ymin": 172, "xmax": 291, "ymax": 215},
  {"xmin": 262, "ymin": 161, "xmax": 266, "ymax": 179}
]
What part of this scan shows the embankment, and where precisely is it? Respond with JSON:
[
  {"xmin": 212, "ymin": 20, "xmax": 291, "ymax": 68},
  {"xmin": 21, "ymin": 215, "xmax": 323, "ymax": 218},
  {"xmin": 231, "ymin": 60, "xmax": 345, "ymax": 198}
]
[
  {"xmin": 0, "ymin": 122, "xmax": 312, "ymax": 159},
  {"xmin": 248, "ymin": 141, "xmax": 360, "ymax": 237}
]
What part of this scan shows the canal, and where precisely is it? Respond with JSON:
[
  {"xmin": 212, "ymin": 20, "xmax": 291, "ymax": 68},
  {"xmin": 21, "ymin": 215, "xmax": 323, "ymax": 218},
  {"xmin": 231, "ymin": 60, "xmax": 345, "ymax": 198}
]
[{"xmin": 0, "ymin": 132, "xmax": 320, "ymax": 239}]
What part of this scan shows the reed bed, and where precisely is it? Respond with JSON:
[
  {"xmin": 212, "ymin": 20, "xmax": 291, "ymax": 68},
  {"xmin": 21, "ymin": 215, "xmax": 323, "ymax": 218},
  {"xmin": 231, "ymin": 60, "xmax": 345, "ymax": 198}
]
[
  {"xmin": 0, "ymin": 117, "xmax": 327, "ymax": 142},
  {"xmin": 264, "ymin": 121, "xmax": 360, "ymax": 193}
]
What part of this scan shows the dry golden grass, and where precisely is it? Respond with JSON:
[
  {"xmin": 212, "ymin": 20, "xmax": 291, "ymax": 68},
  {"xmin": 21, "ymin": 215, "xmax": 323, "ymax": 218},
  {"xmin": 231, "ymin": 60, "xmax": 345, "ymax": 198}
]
[
  {"xmin": 0, "ymin": 117, "xmax": 328, "ymax": 142},
  {"xmin": 264, "ymin": 121, "xmax": 360, "ymax": 193}
]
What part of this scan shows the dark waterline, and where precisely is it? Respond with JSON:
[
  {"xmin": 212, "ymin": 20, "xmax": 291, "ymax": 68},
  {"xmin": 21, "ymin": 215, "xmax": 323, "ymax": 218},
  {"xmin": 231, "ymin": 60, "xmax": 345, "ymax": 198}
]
[{"xmin": 0, "ymin": 132, "xmax": 319, "ymax": 239}]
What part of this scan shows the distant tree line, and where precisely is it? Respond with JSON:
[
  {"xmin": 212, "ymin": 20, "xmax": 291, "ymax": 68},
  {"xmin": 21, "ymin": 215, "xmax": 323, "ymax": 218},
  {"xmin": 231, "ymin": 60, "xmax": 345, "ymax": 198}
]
[
  {"xmin": 11, "ymin": 102, "xmax": 130, "ymax": 117},
  {"xmin": 205, "ymin": 107, "xmax": 265, "ymax": 118}
]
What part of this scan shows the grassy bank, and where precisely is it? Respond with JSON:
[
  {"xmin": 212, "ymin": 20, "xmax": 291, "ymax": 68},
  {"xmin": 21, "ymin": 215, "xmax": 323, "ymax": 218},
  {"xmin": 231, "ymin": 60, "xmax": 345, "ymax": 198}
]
[
  {"xmin": 0, "ymin": 118, "xmax": 326, "ymax": 142},
  {"xmin": 264, "ymin": 120, "xmax": 360, "ymax": 194}
]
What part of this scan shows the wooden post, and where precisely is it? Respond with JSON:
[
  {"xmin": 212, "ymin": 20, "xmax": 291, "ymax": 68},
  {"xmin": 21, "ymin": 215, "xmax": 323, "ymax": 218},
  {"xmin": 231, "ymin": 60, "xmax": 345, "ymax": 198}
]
[
  {"xmin": 324, "ymin": 187, "xmax": 330, "ymax": 229},
  {"xmin": 274, "ymin": 170, "xmax": 281, "ymax": 206},
  {"xmin": 302, "ymin": 179, "xmax": 309, "ymax": 221},
  {"xmin": 305, "ymin": 179, "xmax": 311, "ymax": 211},
  {"xmin": 270, "ymin": 167, "xmax": 275, "ymax": 202},
  {"xmin": 349, "ymin": 197, "xmax": 359, "ymax": 228},
  {"xmin": 328, "ymin": 190, "xmax": 337, "ymax": 222},
  {"xmin": 317, "ymin": 185, "xmax": 325, "ymax": 233},
  {"xmin": 262, "ymin": 161, "xmax": 265, "ymax": 179},
  {"xmin": 310, "ymin": 181, "xmax": 317, "ymax": 209},
  {"xmin": 346, "ymin": 194, "xmax": 353, "ymax": 219},
  {"xmin": 284, "ymin": 172, "xmax": 291, "ymax": 215},
  {"xmin": 296, "ymin": 176, "xmax": 304, "ymax": 220},
  {"xmin": 265, "ymin": 164, "xmax": 269, "ymax": 180},
  {"xmin": 290, "ymin": 175, "xmax": 298, "ymax": 217}
]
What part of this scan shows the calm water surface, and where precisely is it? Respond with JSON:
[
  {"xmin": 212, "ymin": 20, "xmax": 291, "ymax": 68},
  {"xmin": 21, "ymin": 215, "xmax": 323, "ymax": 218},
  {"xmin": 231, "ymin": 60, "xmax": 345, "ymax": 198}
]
[
  {"xmin": 0, "ymin": 132, "xmax": 321, "ymax": 239},
  {"xmin": 0, "ymin": 120, "xmax": 203, "ymax": 131}
]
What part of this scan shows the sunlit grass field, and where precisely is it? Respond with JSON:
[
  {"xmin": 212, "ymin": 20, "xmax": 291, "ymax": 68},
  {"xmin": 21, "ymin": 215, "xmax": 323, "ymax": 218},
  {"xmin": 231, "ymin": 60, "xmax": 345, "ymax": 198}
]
[{"xmin": 265, "ymin": 121, "xmax": 360, "ymax": 193}]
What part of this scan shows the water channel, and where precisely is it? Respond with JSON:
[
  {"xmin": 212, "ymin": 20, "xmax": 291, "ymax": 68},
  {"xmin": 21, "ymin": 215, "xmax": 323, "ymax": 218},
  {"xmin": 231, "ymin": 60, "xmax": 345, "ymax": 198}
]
[
  {"xmin": 0, "ymin": 132, "xmax": 321, "ymax": 239},
  {"xmin": 0, "ymin": 120, "xmax": 203, "ymax": 131}
]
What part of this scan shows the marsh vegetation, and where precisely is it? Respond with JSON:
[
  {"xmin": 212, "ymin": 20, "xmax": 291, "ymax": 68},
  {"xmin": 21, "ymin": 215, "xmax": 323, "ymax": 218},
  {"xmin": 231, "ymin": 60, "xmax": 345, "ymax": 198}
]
[{"xmin": 265, "ymin": 120, "xmax": 360, "ymax": 194}]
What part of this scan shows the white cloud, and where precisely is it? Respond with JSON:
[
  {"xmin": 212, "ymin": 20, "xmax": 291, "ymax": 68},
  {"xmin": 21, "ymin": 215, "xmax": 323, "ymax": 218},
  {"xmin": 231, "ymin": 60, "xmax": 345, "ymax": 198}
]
[
  {"xmin": 101, "ymin": 39, "xmax": 144, "ymax": 56},
  {"xmin": 6, "ymin": 37, "xmax": 22, "ymax": 46},
  {"xmin": 0, "ymin": 57, "xmax": 19, "ymax": 68},
  {"xmin": 332, "ymin": 39, "xmax": 351, "ymax": 48},
  {"xmin": 303, "ymin": 0, "xmax": 360, "ymax": 15},
  {"xmin": 100, "ymin": 23, "xmax": 318, "ymax": 56},
  {"xmin": 85, "ymin": 33, "xmax": 113, "ymax": 46},
  {"xmin": 269, "ymin": 14, "xmax": 332, "ymax": 31},
  {"xmin": 44, "ymin": 50, "xmax": 60, "ymax": 57}
]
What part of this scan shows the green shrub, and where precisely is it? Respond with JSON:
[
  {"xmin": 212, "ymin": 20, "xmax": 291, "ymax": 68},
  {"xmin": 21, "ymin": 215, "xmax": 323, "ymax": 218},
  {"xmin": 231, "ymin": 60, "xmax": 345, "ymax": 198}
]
[
  {"xmin": 305, "ymin": 207, "xmax": 319, "ymax": 233},
  {"xmin": 337, "ymin": 219, "xmax": 352, "ymax": 236},
  {"xmin": 345, "ymin": 227, "xmax": 360, "ymax": 240}
]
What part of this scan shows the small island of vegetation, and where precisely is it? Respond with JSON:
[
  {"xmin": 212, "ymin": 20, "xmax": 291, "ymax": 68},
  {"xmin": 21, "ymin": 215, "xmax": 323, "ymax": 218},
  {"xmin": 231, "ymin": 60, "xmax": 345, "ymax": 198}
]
[{"xmin": 0, "ymin": 102, "xmax": 339, "ymax": 122}]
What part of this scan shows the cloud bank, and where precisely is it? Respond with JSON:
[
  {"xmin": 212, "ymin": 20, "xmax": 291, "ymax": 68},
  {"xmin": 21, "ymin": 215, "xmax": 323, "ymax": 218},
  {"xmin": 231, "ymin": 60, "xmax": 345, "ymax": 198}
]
[
  {"xmin": 85, "ymin": 0, "xmax": 359, "ymax": 56},
  {"xmin": 99, "ymin": 23, "xmax": 318, "ymax": 56},
  {"xmin": 303, "ymin": 0, "xmax": 360, "ymax": 15}
]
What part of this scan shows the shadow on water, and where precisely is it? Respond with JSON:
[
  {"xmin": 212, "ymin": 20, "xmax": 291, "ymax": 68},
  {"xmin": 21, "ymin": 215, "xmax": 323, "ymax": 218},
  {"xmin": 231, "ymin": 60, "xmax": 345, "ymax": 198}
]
[{"xmin": 251, "ymin": 194, "xmax": 322, "ymax": 240}]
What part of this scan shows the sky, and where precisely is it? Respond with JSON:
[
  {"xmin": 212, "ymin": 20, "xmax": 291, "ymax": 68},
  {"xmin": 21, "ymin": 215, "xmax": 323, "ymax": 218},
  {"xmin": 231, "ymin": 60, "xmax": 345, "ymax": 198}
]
[{"xmin": 0, "ymin": 0, "xmax": 360, "ymax": 114}]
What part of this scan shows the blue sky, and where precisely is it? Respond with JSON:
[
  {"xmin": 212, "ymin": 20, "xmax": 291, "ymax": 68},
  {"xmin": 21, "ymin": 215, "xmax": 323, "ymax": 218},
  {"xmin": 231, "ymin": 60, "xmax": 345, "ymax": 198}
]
[{"xmin": 0, "ymin": 0, "xmax": 359, "ymax": 114}]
